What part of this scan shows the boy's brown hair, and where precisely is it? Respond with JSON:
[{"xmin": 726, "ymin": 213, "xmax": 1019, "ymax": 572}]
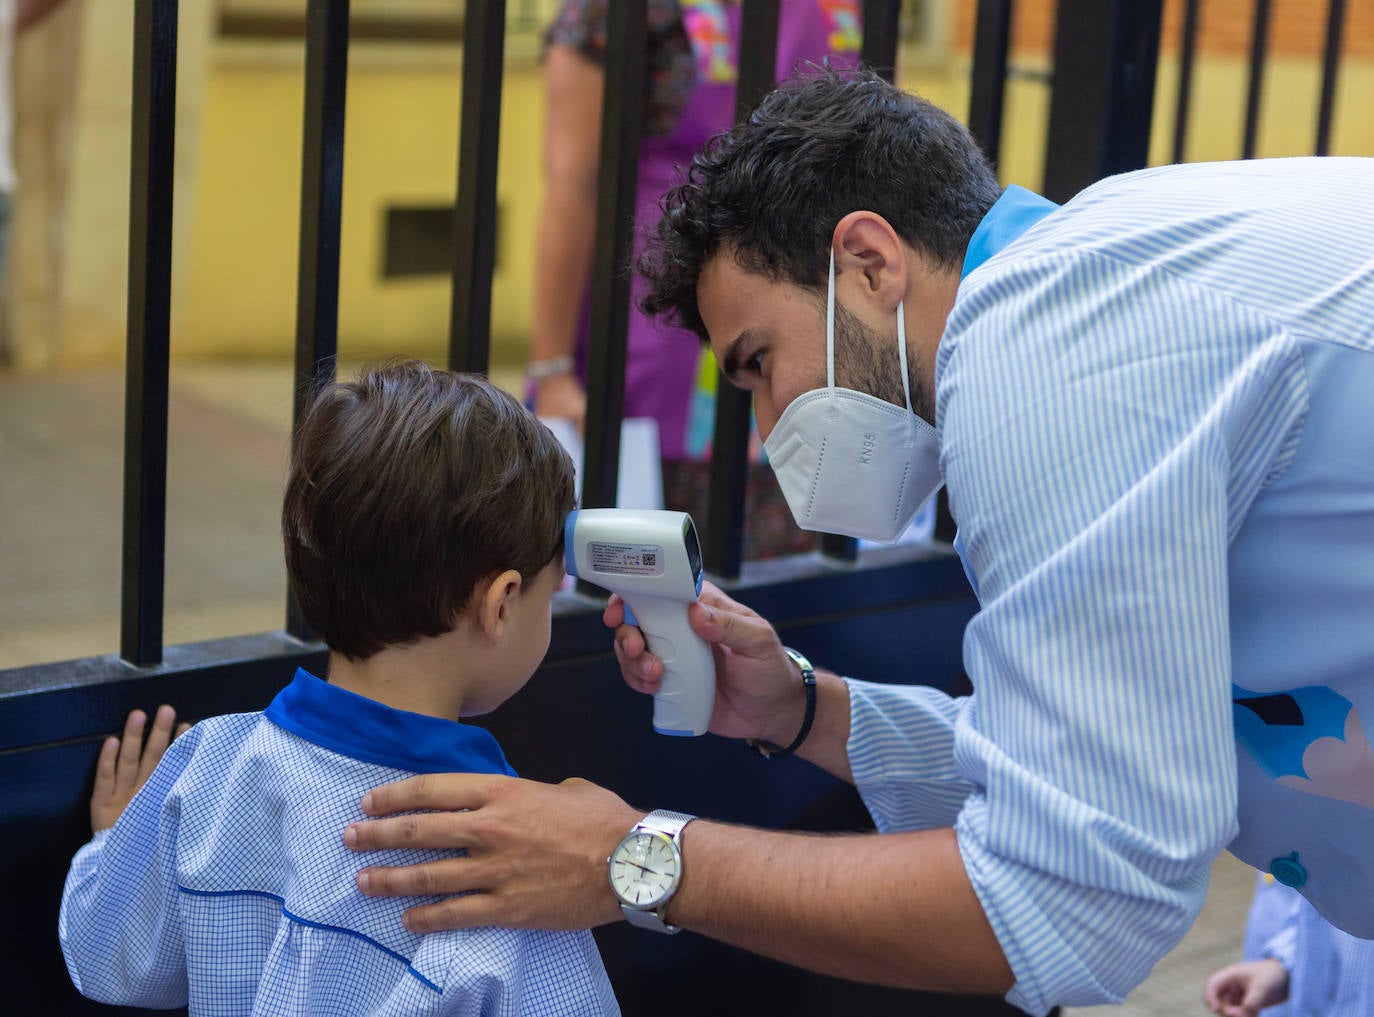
[{"xmin": 283, "ymin": 360, "xmax": 575, "ymax": 660}]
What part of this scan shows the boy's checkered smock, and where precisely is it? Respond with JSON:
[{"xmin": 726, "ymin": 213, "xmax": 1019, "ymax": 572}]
[{"xmin": 60, "ymin": 669, "xmax": 620, "ymax": 1016}]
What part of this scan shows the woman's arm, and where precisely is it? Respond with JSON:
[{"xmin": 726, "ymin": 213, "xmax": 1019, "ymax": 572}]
[{"xmin": 529, "ymin": 43, "xmax": 604, "ymax": 423}]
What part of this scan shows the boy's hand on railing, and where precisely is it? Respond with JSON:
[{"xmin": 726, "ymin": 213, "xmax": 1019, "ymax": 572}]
[
  {"xmin": 90, "ymin": 705, "xmax": 190, "ymax": 832},
  {"xmin": 605, "ymin": 580, "xmax": 804, "ymax": 747}
]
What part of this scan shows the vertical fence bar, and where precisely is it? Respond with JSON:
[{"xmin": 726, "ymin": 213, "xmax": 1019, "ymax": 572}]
[
  {"xmin": 701, "ymin": 0, "xmax": 780, "ymax": 581},
  {"xmin": 1314, "ymin": 0, "xmax": 1346, "ymax": 155},
  {"xmin": 449, "ymin": 0, "xmax": 506, "ymax": 373},
  {"xmin": 578, "ymin": 0, "xmax": 647, "ymax": 595},
  {"xmin": 1171, "ymin": 0, "xmax": 1201, "ymax": 163},
  {"xmin": 1241, "ymin": 0, "xmax": 1272, "ymax": 159},
  {"xmin": 286, "ymin": 0, "xmax": 349, "ymax": 639},
  {"xmin": 120, "ymin": 0, "xmax": 178, "ymax": 666},
  {"xmin": 734, "ymin": 0, "xmax": 781, "ymax": 128},
  {"xmin": 818, "ymin": 0, "xmax": 901, "ymax": 564},
  {"xmin": 1042, "ymin": 0, "xmax": 1163, "ymax": 203},
  {"xmin": 968, "ymin": 0, "xmax": 1013, "ymax": 168},
  {"xmin": 861, "ymin": 0, "xmax": 901, "ymax": 76}
]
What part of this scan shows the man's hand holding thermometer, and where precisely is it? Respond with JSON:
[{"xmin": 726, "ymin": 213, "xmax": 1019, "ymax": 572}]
[{"xmin": 565, "ymin": 508, "xmax": 816, "ymax": 748}]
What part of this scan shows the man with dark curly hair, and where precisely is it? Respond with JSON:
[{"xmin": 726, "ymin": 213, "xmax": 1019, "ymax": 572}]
[{"xmin": 344, "ymin": 69, "xmax": 1374, "ymax": 1016}]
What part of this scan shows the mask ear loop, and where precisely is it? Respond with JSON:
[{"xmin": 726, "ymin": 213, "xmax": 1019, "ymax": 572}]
[
  {"xmin": 826, "ymin": 247, "xmax": 837, "ymax": 390},
  {"xmin": 896, "ymin": 298, "xmax": 916, "ymax": 441}
]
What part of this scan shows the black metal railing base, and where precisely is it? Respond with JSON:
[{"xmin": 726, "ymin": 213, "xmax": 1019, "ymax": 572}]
[{"xmin": 0, "ymin": 548, "xmax": 1014, "ymax": 1016}]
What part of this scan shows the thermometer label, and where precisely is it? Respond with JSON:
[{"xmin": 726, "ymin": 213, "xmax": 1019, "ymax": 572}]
[{"xmin": 588, "ymin": 542, "xmax": 665, "ymax": 576}]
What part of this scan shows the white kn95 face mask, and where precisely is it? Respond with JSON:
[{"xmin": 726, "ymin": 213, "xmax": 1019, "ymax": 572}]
[{"xmin": 762, "ymin": 249, "xmax": 942, "ymax": 543}]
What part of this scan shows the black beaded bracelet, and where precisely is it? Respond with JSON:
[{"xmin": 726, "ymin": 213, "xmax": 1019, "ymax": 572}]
[{"xmin": 747, "ymin": 647, "xmax": 818, "ymax": 759}]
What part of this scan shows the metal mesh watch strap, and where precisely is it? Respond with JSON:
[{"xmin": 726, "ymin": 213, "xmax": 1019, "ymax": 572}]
[
  {"xmin": 747, "ymin": 647, "xmax": 818, "ymax": 759},
  {"xmin": 621, "ymin": 809, "xmax": 696, "ymax": 934},
  {"xmin": 636, "ymin": 809, "xmax": 695, "ymax": 839},
  {"xmin": 624, "ymin": 904, "xmax": 679, "ymax": 932}
]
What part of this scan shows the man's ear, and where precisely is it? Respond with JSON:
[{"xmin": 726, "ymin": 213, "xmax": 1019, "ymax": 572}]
[
  {"xmin": 832, "ymin": 211, "xmax": 908, "ymax": 313},
  {"xmin": 475, "ymin": 569, "xmax": 524, "ymax": 640}
]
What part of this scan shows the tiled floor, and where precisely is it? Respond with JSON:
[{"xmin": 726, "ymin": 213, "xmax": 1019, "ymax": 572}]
[{"xmin": 0, "ymin": 362, "xmax": 1257, "ymax": 1013}]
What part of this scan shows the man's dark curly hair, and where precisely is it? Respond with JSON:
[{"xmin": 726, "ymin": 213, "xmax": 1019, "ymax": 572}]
[{"xmin": 639, "ymin": 65, "xmax": 1002, "ymax": 342}]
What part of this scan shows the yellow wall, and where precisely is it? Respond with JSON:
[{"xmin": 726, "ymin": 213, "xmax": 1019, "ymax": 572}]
[
  {"xmin": 1151, "ymin": 56, "xmax": 1374, "ymax": 165},
  {"xmin": 12, "ymin": 7, "xmax": 1374, "ymax": 372},
  {"xmin": 143, "ymin": 47, "xmax": 1374, "ymax": 369},
  {"xmin": 182, "ymin": 47, "xmax": 545, "ymax": 365},
  {"xmin": 11, "ymin": 0, "xmax": 212, "ymax": 371}
]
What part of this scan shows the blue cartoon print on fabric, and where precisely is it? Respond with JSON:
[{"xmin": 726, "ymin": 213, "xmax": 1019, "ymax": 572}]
[{"xmin": 1233, "ymin": 684, "xmax": 1374, "ymax": 812}]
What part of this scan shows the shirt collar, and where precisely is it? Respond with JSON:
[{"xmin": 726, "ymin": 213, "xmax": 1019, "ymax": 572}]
[
  {"xmin": 960, "ymin": 185, "xmax": 1059, "ymax": 281},
  {"xmin": 264, "ymin": 668, "xmax": 516, "ymax": 777}
]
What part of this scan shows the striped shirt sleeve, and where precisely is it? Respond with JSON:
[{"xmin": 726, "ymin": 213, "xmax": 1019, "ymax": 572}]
[
  {"xmin": 859, "ymin": 248, "xmax": 1308, "ymax": 1014},
  {"xmin": 847, "ymin": 679, "xmax": 976, "ymax": 830}
]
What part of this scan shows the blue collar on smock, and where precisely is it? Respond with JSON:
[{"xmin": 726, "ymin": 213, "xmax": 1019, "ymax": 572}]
[
  {"xmin": 264, "ymin": 668, "xmax": 517, "ymax": 777},
  {"xmin": 960, "ymin": 185, "xmax": 1059, "ymax": 280}
]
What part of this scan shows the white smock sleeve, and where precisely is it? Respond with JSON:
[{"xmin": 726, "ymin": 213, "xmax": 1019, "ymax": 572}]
[{"xmin": 59, "ymin": 733, "xmax": 196, "ymax": 1008}]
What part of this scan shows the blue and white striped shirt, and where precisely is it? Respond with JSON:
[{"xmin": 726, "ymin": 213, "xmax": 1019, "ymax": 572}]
[
  {"xmin": 846, "ymin": 158, "xmax": 1374, "ymax": 1015},
  {"xmin": 60, "ymin": 669, "xmax": 619, "ymax": 1016}
]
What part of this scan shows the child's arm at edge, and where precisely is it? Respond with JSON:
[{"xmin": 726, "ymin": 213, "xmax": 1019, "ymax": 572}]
[{"xmin": 60, "ymin": 705, "xmax": 195, "ymax": 1008}]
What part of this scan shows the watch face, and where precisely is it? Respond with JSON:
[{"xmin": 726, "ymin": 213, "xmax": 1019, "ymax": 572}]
[{"xmin": 609, "ymin": 831, "xmax": 680, "ymax": 909}]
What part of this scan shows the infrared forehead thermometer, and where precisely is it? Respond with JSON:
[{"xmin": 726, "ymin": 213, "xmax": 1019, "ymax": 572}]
[{"xmin": 565, "ymin": 509, "xmax": 714, "ymax": 737}]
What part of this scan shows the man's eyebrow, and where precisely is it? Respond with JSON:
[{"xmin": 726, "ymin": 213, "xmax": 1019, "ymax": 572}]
[{"xmin": 721, "ymin": 329, "xmax": 756, "ymax": 382}]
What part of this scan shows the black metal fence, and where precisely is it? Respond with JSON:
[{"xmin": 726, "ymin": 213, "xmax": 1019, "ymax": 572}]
[
  {"xmin": 1, "ymin": 2, "xmax": 984, "ymax": 1013},
  {"xmin": 1199, "ymin": 0, "xmax": 1350, "ymax": 160},
  {"xmin": 968, "ymin": 0, "xmax": 1355, "ymax": 204},
  {"xmin": 10, "ymin": 0, "xmax": 1354, "ymax": 1010}
]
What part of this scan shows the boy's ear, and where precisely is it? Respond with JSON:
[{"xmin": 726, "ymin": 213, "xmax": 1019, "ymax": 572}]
[{"xmin": 476, "ymin": 569, "xmax": 524, "ymax": 640}]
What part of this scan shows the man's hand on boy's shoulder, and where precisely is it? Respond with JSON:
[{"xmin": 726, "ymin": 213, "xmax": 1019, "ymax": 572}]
[
  {"xmin": 345, "ymin": 773, "xmax": 639, "ymax": 933},
  {"xmin": 90, "ymin": 705, "xmax": 190, "ymax": 832}
]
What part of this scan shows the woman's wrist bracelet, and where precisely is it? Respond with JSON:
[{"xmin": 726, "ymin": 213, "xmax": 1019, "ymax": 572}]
[
  {"xmin": 526, "ymin": 355, "xmax": 575, "ymax": 380},
  {"xmin": 746, "ymin": 647, "xmax": 818, "ymax": 759}
]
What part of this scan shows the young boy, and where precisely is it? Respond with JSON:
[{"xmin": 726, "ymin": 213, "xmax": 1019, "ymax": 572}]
[{"xmin": 60, "ymin": 361, "xmax": 619, "ymax": 1015}]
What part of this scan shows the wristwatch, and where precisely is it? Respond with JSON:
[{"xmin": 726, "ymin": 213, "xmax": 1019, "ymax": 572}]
[{"xmin": 607, "ymin": 809, "xmax": 695, "ymax": 934}]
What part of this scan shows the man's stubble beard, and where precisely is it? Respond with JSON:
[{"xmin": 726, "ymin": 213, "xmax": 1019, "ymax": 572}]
[{"xmin": 830, "ymin": 300, "xmax": 933, "ymax": 424}]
